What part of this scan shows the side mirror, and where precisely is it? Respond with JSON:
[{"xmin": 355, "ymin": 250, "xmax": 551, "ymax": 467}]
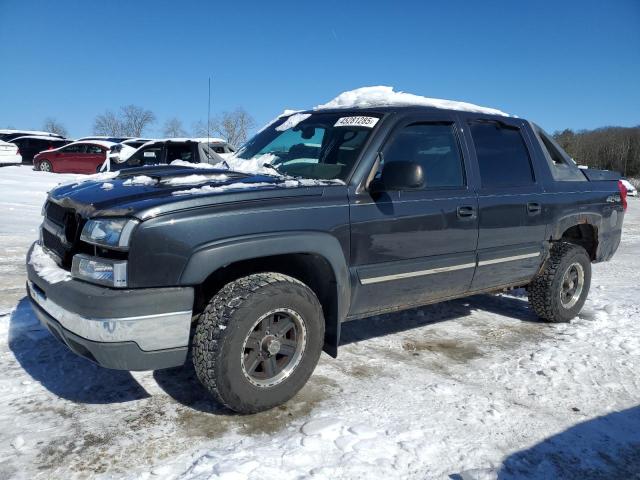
[{"xmin": 374, "ymin": 161, "xmax": 425, "ymax": 191}]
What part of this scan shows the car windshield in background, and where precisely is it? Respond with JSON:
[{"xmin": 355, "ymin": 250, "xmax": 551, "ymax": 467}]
[{"xmin": 234, "ymin": 112, "xmax": 381, "ymax": 181}]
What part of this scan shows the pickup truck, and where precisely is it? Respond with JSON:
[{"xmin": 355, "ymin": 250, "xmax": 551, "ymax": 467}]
[{"xmin": 26, "ymin": 97, "xmax": 627, "ymax": 413}]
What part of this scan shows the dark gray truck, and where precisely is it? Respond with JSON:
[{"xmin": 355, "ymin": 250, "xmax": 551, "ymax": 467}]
[{"xmin": 26, "ymin": 104, "xmax": 627, "ymax": 413}]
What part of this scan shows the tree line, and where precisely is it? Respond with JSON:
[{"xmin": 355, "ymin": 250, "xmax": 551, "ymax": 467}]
[
  {"xmin": 92, "ymin": 105, "xmax": 255, "ymax": 147},
  {"xmin": 553, "ymin": 126, "xmax": 640, "ymax": 178},
  {"xmin": 29, "ymin": 106, "xmax": 256, "ymax": 148}
]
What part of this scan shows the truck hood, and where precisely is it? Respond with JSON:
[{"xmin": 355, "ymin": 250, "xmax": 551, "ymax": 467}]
[{"xmin": 47, "ymin": 165, "xmax": 334, "ymax": 219}]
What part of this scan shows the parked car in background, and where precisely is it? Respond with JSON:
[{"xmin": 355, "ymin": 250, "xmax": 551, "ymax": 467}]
[
  {"xmin": 120, "ymin": 138, "xmax": 224, "ymax": 169},
  {"xmin": 10, "ymin": 136, "xmax": 70, "ymax": 164},
  {"xmin": 33, "ymin": 140, "xmax": 115, "ymax": 173},
  {"xmin": 0, "ymin": 129, "xmax": 63, "ymax": 142},
  {"xmin": 0, "ymin": 140, "xmax": 21, "ymax": 165},
  {"xmin": 107, "ymin": 138, "xmax": 154, "ymax": 165},
  {"xmin": 620, "ymin": 179, "xmax": 637, "ymax": 197},
  {"xmin": 199, "ymin": 138, "xmax": 236, "ymax": 157},
  {"xmin": 76, "ymin": 136, "xmax": 131, "ymax": 143}
]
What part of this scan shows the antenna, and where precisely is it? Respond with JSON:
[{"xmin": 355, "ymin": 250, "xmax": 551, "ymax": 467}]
[{"xmin": 207, "ymin": 76, "xmax": 211, "ymax": 146}]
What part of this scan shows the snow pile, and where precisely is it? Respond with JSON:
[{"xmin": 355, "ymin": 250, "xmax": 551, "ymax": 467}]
[
  {"xmin": 161, "ymin": 174, "xmax": 229, "ymax": 186},
  {"xmin": 28, "ymin": 243, "xmax": 71, "ymax": 284},
  {"xmin": 316, "ymin": 86, "xmax": 509, "ymax": 116},
  {"xmin": 100, "ymin": 182, "xmax": 114, "ymax": 190},
  {"xmin": 172, "ymin": 182, "xmax": 274, "ymax": 196},
  {"xmin": 122, "ymin": 175, "xmax": 157, "ymax": 186},
  {"xmin": 275, "ymin": 113, "xmax": 311, "ymax": 131},
  {"xmin": 170, "ymin": 159, "xmax": 217, "ymax": 169},
  {"xmin": 213, "ymin": 153, "xmax": 280, "ymax": 176}
]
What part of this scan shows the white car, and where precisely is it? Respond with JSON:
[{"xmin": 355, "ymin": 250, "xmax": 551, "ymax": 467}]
[
  {"xmin": 0, "ymin": 140, "xmax": 22, "ymax": 165},
  {"xmin": 620, "ymin": 179, "xmax": 638, "ymax": 197}
]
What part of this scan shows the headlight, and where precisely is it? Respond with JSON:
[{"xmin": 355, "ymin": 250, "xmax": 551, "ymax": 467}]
[
  {"xmin": 81, "ymin": 218, "xmax": 139, "ymax": 250},
  {"xmin": 72, "ymin": 254, "xmax": 127, "ymax": 287}
]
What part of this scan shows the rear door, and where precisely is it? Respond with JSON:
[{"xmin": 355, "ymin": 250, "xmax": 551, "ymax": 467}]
[
  {"xmin": 463, "ymin": 117, "xmax": 547, "ymax": 290},
  {"xmin": 83, "ymin": 144, "xmax": 107, "ymax": 173},
  {"xmin": 349, "ymin": 113, "xmax": 479, "ymax": 315}
]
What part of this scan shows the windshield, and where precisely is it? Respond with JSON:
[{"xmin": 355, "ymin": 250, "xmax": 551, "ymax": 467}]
[{"xmin": 234, "ymin": 112, "xmax": 381, "ymax": 181}]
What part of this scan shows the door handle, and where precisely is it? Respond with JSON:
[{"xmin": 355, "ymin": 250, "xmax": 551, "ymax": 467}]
[
  {"xmin": 527, "ymin": 202, "xmax": 542, "ymax": 214},
  {"xmin": 457, "ymin": 205, "xmax": 476, "ymax": 219}
]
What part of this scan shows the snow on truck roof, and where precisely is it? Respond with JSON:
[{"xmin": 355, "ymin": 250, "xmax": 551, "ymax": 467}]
[{"xmin": 313, "ymin": 86, "xmax": 510, "ymax": 116}]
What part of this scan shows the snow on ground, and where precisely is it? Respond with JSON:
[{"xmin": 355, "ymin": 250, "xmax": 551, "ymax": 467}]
[{"xmin": 1, "ymin": 165, "xmax": 639, "ymax": 479}]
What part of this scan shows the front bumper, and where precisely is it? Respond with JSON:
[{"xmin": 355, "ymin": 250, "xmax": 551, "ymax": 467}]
[{"xmin": 26, "ymin": 242, "xmax": 194, "ymax": 370}]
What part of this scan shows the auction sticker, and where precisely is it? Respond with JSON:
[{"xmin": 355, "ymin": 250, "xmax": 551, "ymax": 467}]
[{"xmin": 334, "ymin": 116, "xmax": 379, "ymax": 128}]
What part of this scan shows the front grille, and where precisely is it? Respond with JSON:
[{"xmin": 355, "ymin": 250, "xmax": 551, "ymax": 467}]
[{"xmin": 41, "ymin": 201, "xmax": 84, "ymax": 268}]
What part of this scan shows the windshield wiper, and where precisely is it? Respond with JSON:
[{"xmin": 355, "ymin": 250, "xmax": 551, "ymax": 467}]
[{"xmin": 262, "ymin": 163, "xmax": 286, "ymax": 177}]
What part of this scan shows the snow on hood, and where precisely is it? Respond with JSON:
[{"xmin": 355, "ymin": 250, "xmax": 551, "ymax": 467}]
[
  {"xmin": 123, "ymin": 175, "xmax": 157, "ymax": 186},
  {"xmin": 315, "ymin": 86, "xmax": 510, "ymax": 116}
]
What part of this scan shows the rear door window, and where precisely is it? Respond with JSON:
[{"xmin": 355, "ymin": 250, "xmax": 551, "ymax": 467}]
[
  {"xmin": 469, "ymin": 122, "xmax": 534, "ymax": 187},
  {"xmin": 166, "ymin": 143, "xmax": 194, "ymax": 162}
]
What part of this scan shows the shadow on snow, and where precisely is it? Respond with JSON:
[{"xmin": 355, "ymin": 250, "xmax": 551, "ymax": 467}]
[{"xmin": 495, "ymin": 406, "xmax": 640, "ymax": 479}]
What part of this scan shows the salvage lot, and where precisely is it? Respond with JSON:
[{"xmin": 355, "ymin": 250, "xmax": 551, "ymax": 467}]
[{"xmin": 1, "ymin": 165, "xmax": 639, "ymax": 479}]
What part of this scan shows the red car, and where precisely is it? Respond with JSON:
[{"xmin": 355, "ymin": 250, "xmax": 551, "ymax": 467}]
[{"xmin": 33, "ymin": 141, "xmax": 114, "ymax": 174}]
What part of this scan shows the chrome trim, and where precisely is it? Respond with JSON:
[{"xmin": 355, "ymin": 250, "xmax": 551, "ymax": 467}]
[
  {"xmin": 360, "ymin": 262, "xmax": 476, "ymax": 285},
  {"xmin": 478, "ymin": 252, "xmax": 540, "ymax": 266},
  {"xmin": 28, "ymin": 281, "xmax": 191, "ymax": 351}
]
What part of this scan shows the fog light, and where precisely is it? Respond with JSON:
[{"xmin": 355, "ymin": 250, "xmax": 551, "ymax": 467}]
[{"xmin": 72, "ymin": 254, "xmax": 127, "ymax": 287}]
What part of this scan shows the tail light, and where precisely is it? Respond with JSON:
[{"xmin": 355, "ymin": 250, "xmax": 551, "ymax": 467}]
[{"xmin": 618, "ymin": 180, "xmax": 628, "ymax": 211}]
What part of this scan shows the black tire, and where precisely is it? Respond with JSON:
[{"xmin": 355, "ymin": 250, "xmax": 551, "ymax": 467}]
[
  {"xmin": 528, "ymin": 242, "xmax": 591, "ymax": 322},
  {"xmin": 193, "ymin": 273, "xmax": 325, "ymax": 413},
  {"xmin": 39, "ymin": 160, "xmax": 53, "ymax": 172}
]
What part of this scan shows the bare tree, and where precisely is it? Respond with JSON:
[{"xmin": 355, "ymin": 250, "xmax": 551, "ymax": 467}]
[
  {"xmin": 191, "ymin": 119, "xmax": 214, "ymax": 138},
  {"xmin": 192, "ymin": 109, "xmax": 256, "ymax": 146},
  {"xmin": 210, "ymin": 108, "xmax": 256, "ymax": 147},
  {"xmin": 42, "ymin": 117, "xmax": 68, "ymax": 137},
  {"xmin": 121, "ymin": 105, "xmax": 156, "ymax": 137},
  {"xmin": 93, "ymin": 110, "xmax": 125, "ymax": 136},
  {"xmin": 163, "ymin": 117, "xmax": 187, "ymax": 138},
  {"xmin": 93, "ymin": 105, "xmax": 156, "ymax": 137}
]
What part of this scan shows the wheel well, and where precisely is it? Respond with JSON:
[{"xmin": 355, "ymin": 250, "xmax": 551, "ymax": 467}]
[
  {"xmin": 193, "ymin": 253, "xmax": 339, "ymax": 351},
  {"xmin": 560, "ymin": 224, "xmax": 598, "ymax": 260}
]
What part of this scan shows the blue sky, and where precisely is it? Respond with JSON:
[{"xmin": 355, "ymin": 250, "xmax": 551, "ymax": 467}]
[{"xmin": 0, "ymin": 0, "xmax": 638, "ymax": 138}]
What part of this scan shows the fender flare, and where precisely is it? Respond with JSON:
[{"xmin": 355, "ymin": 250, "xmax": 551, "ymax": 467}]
[
  {"xmin": 179, "ymin": 231, "xmax": 350, "ymax": 357},
  {"xmin": 549, "ymin": 212, "xmax": 602, "ymax": 240}
]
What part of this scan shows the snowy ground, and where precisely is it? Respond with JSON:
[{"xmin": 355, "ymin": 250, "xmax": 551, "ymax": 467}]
[{"xmin": 0, "ymin": 165, "xmax": 639, "ymax": 479}]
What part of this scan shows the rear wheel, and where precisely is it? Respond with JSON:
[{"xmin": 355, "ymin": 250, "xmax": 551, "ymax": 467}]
[
  {"xmin": 38, "ymin": 160, "xmax": 53, "ymax": 172},
  {"xmin": 528, "ymin": 242, "xmax": 591, "ymax": 322},
  {"xmin": 193, "ymin": 273, "xmax": 325, "ymax": 413}
]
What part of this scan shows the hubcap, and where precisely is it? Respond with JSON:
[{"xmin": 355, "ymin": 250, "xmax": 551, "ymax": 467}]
[
  {"xmin": 41, "ymin": 162, "xmax": 50, "ymax": 172},
  {"xmin": 560, "ymin": 262, "xmax": 584, "ymax": 309},
  {"xmin": 241, "ymin": 308, "xmax": 307, "ymax": 388}
]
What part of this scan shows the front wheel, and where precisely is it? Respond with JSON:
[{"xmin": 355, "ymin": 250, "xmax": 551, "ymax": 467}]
[
  {"xmin": 193, "ymin": 273, "xmax": 325, "ymax": 413},
  {"xmin": 528, "ymin": 242, "xmax": 591, "ymax": 322}
]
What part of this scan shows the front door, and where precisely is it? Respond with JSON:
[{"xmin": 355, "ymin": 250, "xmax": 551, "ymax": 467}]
[
  {"xmin": 349, "ymin": 115, "xmax": 479, "ymax": 316},
  {"xmin": 463, "ymin": 118, "xmax": 547, "ymax": 290}
]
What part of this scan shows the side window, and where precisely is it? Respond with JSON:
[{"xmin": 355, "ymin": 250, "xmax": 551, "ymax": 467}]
[
  {"xmin": 86, "ymin": 145, "xmax": 104, "ymax": 154},
  {"xmin": 166, "ymin": 143, "xmax": 194, "ymax": 162},
  {"xmin": 128, "ymin": 145, "xmax": 163, "ymax": 166},
  {"xmin": 535, "ymin": 127, "xmax": 586, "ymax": 182},
  {"xmin": 62, "ymin": 144, "xmax": 86, "ymax": 153},
  {"xmin": 469, "ymin": 122, "xmax": 534, "ymax": 187},
  {"xmin": 381, "ymin": 123, "xmax": 465, "ymax": 188}
]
